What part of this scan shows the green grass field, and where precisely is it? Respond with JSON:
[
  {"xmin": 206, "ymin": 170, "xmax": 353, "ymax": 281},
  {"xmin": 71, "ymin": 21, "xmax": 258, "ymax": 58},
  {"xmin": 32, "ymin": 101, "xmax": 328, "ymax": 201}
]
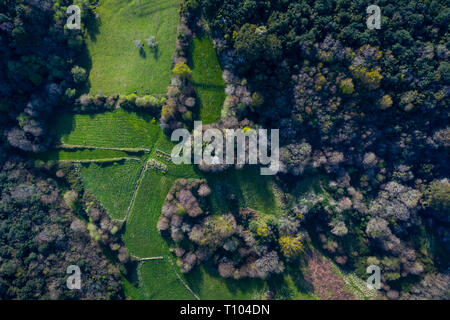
[
  {"xmin": 120, "ymin": 132, "xmax": 284, "ymax": 299},
  {"xmin": 85, "ymin": 0, "xmax": 180, "ymax": 95},
  {"xmin": 183, "ymin": 264, "xmax": 266, "ymax": 300},
  {"xmin": 203, "ymin": 166, "xmax": 283, "ymax": 216},
  {"xmin": 189, "ymin": 36, "xmax": 226, "ymax": 124},
  {"xmin": 52, "ymin": 109, "xmax": 161, "ymax": 149},
  {"xmin": 123, "ymin": 171, "xmax": 175, "ymax": 257},
  {"xmin": 140, "ymin": 259, "xmax": 194, "ymax": 300},
  {"xmin": 32, "ymin": 149, "xmax": 132, "ymax": 161},
  {"xmin": 81, "ymin": 162, "xmax": 144, "ymax": 220},
  {"xmin": 47, "ymin": 110, "xmax": 300, "ymax": 300}
]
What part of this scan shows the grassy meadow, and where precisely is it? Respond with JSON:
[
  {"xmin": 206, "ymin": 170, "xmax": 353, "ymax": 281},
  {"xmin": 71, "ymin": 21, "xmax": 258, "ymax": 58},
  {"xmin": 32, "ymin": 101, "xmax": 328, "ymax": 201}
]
[
  {"xmin": 140, "ymin": 259, "xmax": 194, "ymax": 300},
  {"xmin": 32, "ymin": 148, "xmax": 132, "ymax": 161},
  {"xmin": 189, "ymin": 36, "xmax": 226, "ymax": 124},
  {"xmin": 85, "ymin": 0, "xmax": 180, "ymax": 95},
  {"xmin": 40, "ymin": 0, "xmax": 321, "ymax": 301},
  {"xmin": 46, "ymin": 108, "xmax": 295, "ymax": 299},
  {"xmin": 80, "ymin": 162, "xmax": 144, "ymax": 220},
  {"xmin": 123, "ymin": 171, "xmax": 175, "ymax": 257},
  {"xmin": 52, "ymin": 109, "xmax": 161, "ymax": 149}
]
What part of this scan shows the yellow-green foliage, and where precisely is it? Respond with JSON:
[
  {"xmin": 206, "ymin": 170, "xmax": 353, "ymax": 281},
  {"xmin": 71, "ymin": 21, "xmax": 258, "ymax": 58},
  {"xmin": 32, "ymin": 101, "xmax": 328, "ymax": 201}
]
[
  {"xmin": 422, "ymin": 180, "xmax": 450, "ymax": 214},
  {"xmin": 242, "ymin": 126, "xmax": 253, "ymax": 133},
  {"xmin": 279, "ymin": 236, "xmax": 304, "ymax": 258},
  {"xmin": 379, "ymin": 94, "xmax": 393, "ymax": 109},
  {"xmin": 339, "ymin": 78, "xmax": 355, "ymax": 95},
  {"xmin": 161, "ymin": 105, "xmax": 175, "ymax": 119},
  {"xmin": 349, "ymin": 65, "xmax": 383, "ymax": 90},
  {"xmin": 135, "ymin": 95, "xmax": 162, "ymax": 109},
  {"xmin": 172, "ymin": 62, "xmax": 192, "ymax": 78},
  {"xmin": 315, "ymin": 74, "xmax": 327, "ymax": 91},
  {"xmin": 199, "ymin": 215, "xmax": 234, "ymax": 246},
  {"xmin": 175, "ymin": 203, "xmax": 186, "ymax": 215},
  {"xmin": 87, "ymin": 222, "xmax": 101, "ymax": 241},
  {"xmin": 250, "ymin": 218, "xmax": 269, "ymax": 238}
]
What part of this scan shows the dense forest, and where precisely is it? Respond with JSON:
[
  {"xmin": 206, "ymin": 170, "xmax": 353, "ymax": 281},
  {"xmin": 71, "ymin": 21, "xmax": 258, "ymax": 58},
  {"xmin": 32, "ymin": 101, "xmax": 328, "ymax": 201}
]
[
  {"xmin": 162, "ymin": 0, "xmax": 449, "ymax": 299},
  {"xmin": 0, "ymin": 0, "xmax": 127, "ymax": 299},
  {"xmin": 0, "ymin": 0, "xmax": 449, "ymax": 300}
]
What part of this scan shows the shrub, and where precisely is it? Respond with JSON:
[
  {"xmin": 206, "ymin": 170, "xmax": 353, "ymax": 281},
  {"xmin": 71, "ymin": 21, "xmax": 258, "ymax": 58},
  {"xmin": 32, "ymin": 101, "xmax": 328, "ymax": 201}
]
[
  {"xmin": 437, "ymin": 61, "xmax": 450, "ymax": 84},
  {"xmin": 135, "ymin": 96, "xmax": 150, "ymax": 108},
  {"xmin": 378, "ymin": 94, "xmax": 393, "ymax": 109},
  {"xmin": 279, "ymin": 236, "xmax": 304, "ymax": 258},
  {"xmin": 172, "ymin": 62, "xmax": 192, "ymax": 78},
  {"xmin": 182, "ymin": 111, "xmax": 192, "ymax": 122},
  {"xmin": 349, "ymin": 65, "xmax": 383, "ymax": 90},
  {"xmin": 71, "ymin": 65, "xmax": 87, "ymax": 84},
  {"xmin": 339, "ymin": 78, "xmax": 354, "ymax": 94},
  {"xmin": 251, "ymin": 92, "xmax": 265, "ymax": 108},
  {"xmin": 422, "ymin": 180, "xmax": 450, "ymax": 221}
]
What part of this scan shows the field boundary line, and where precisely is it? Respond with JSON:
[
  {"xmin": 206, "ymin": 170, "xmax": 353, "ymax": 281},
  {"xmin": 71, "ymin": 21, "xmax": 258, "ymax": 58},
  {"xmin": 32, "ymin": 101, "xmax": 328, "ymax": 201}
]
[
  {"xmin": 122, "ymin": 162, "xmax": 148, "ymax": 224},
  {"xmin": 167, "ymin": 256, "xmax": 200, "ymax": 300},
  {"xmin": 57, "ymin": 143, "xmax": 151, "ymax": 153},
  {"xmin": 131, "ymin": 255, "xmax": 164, "ymax": 261},
  {"xmin": 58, "ymin": 157, "xmax": 141, "ymax": 164}
]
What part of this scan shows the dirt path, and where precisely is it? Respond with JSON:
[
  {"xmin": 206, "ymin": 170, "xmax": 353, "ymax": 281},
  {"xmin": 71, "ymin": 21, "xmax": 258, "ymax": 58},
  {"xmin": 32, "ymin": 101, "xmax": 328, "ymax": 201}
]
[
  {"xmin": 167, "ymin": 257, "xmax": 200, "ymax": 300},
  {"xmin": 122, "ymin": 162, "xmax": 148, "ymax": 224}
]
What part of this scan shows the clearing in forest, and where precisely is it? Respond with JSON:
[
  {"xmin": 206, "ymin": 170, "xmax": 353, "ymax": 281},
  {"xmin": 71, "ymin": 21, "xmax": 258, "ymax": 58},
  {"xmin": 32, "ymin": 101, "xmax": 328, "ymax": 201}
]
[
  {"xmin": 123, "ymin": 171, "xmax": 175, "ymax": 257},
  {"xmin": 52, "ymin": 109, "xmax": 161, "ymax": 149},
  {"xmin": 47, "ymin": 110, "xmax": 324, "ymax": 300},
  {"xmin": 140, "ymin": 259, "xmax": 195, "ymax": 300},
  {"xmin": 85, "ymin": 0, "xmax": 180, "ymax": 95},
  {"xmin": 189, "ymin": 36, "xmax": 226, "ymax": 124},
  {"xmin": 81, "ymin": 161, "xmax": 144, "ymax": 220}
]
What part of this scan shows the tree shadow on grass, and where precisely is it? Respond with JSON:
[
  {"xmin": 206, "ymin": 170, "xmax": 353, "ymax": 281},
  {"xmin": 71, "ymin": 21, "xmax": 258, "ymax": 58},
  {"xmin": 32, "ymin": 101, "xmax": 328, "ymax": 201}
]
[
  {"xmin": 191, "ymin": 82, "xmax": 226, "ymax": 90},
  {"xmin": 50, "ymin": 113, "xmax": 75, "ymax": 144},
  {"xmin": 124, "ymin": 260, "xmax": 142, "ymax": 288},
  {"xmin": 184, "ymin": 263, "xmax": 265, "ymax": 299},
  {"xmin": 139, "ymin": 47, "xmax": 147, "ymax": 58},
  {"xmin": 285, "ymin": 261, "xmax": 315, "ymax": 296},
  {"xmin": 85, "ymin": 14, "xmax": 101, "ymax": 42},
  {"xmin": 151, "ymin": 46, "xmax": 159, "ymax": 60},
  {"xmin": 76, "ymin": 43, "xmax": 92, "ymax": 94}
]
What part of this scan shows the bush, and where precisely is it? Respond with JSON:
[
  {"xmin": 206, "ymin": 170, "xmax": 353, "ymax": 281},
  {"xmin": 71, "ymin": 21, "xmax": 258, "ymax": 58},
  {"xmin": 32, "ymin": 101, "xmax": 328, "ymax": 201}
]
[
  {"xmin": 422, "ymin": 180, "xmax": 450, "ymax": 222},
  {"xmin": 172, "ymin": 62, "xmax": 192, "ymax": 78},
  {"xmin": 251, "ymin": 92, "xmax": 265, "ymax": 108},
  {"xmin": 279, "ymin": 236, "xmax": 304, "ymax": 258},
  {"xmin": 71, "ymin": 66, "xmax": 88, "ymax": 84},
  {"xmin": 349, "ymin": 66, "xmax": 383, "ymax": 90},
  {"xmin": 339, "ymin": 78, "xmax": 354, "ymax": 95},
  {"xmin": 378, "ymin": 94, "xmax": 393, "ymax": 109}
]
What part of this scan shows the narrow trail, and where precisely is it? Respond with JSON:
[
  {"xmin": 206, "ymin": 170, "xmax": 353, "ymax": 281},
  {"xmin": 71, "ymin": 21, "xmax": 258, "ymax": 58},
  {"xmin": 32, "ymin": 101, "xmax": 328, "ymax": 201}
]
[
  {"xmin": 81, "ymin": 146, "xmax": 193, "ymax": 300},
  {"xmin": 131, "ymin": 254, "xmax": 164, "ymax": 261},
  {"xmin": 167, "ymin": 257, "xmax": 200, "ymax": 300},
  {"xmin": 136, "ymin": 257, "xmax": 200, "ymax": 300},
  {"xmin": 122, "ymin": 161, "xmax": 148, "ymax": 224}
]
